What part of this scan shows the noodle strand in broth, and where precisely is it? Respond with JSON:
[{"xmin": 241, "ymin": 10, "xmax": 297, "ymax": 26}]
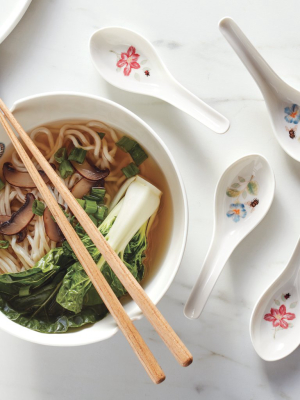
[{"xmin": 0, "ymin": 121, "xmax": 131, "ymax": 274}]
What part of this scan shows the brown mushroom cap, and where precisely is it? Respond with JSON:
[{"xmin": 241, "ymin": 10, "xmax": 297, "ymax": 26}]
[
  {"xmin": 70, "ymin": 158, "xmax": 109, "ymax": 181},
  {"xmin": 71, "ymin": 178, "xmax": 105, "ymax": 199},
  {"xmin": 16, "ymin": 228, "xmax": 27, "ymax": 243},
  {"xmin": 43, "ymin": 207, "xmax": 65, "ymax": 242},
  {"xmin": 0, "ymin": 193, "xmax": 35, "ymax": 235},
  {"xmin": 3, "ymin": 162, "xmax": 55, "ymax": 188}
]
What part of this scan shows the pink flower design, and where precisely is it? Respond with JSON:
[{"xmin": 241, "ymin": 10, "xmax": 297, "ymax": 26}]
[
  {"xmin": 264, "ymin": 304, "xmax": 295, "ymax": 329},
  {"xmin": 117, "ymin": 46, "xmax": 140, "ymax": 76}
]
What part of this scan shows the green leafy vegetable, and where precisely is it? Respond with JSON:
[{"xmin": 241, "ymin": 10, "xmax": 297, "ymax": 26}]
[
  {"xmin": 59, "ymin": 160, "xmax": 74, "ymax": 179},
  {"xmin": 0, "ymin": 248, "xmax": 107, "ymax": 333},
  {"xmin": 0, "ymin": 177, "xmax": 161, "ymax": 334},
  {"xmin": 59, "ymin": 177, "xmax": 161, "ymax": 313},
  {"xmin": 32, "ymin": 200, "xmax": 45, "ymax": 216},
  {"xmin": 54, "ymin": 147, "xmax": 67, "ymax": 164},
  {"xmin": 0, "ymin": 240, "xmax": 9, "ymax": 249},
  {"xmin": 56, "ymin": 262, "xmax": 92, "ymax": 313},
  {"xmin": 0, "ymin": 296, "xmax": 107, "ymax": 334},
  {"xmin": 19, "ymin": 286, "xmax": 30, "ymax": 297},
  {"xmin": 68, "ymin": 148, "xmax": 87, "ymax": 164},
  {"xmin": 122, "ymin": 163, "xmax": 140, "ymax": 178}
]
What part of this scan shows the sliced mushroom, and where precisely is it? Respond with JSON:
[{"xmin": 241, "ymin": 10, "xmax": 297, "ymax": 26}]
[
  {"xmin": 3, "ymin": 162, "xmax": 56, "ymax": 188},
  {"xmin": 70, "ymin": 159, "xmax": 109, "ymax": 181},
  {"xmin": 71, "ymin": 178, "xmax": 105, "ymax": 199},
  {"xmin": 0, "ymin": 193, "xmax": 35, "ymax": 235},
  {"xmin": 16, "ymin": 228, "xmax": 27, "ymax": 243},
  {"xmin": 0, "ymin": 215, "xmax": 11, "ymax": 224},
  {"xmin": 43, "ymin": 207, "xmax": 64, "ymax": 242}
]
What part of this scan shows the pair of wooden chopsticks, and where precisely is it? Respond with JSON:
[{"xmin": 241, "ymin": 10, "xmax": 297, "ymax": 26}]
[{"xmin": 0, "ymin": 99, "xmax": 192, "ymax": 384}]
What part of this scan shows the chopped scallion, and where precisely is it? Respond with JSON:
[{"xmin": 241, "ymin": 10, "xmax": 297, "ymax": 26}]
[
  {"xmin": 95, "ymin": 205, "xmax": 108, "ymax": 221},
  {"xmin": 68, "ymin": 148, "xmax": 87, "ymax": 164},
  {"xmin": 90, "ymin": 187, "xmax": 106, "ymax": 201},
  {"xmin": 59, "ymin": 160, "xmax": 74, "ymax": 179},
  {"xmin": 0, "ymin": 240, "xmax": 9, "ymax": 249},
  {"xmin": 0, "ymin": 178, "xmax": 5, "ymax": 191},
  {"xmin": 84, "ymin": 199, "xmax": 98, "ymax": 215},
  {"xmin": 116, "ymin": 136, "xmax": 148, "ymax": 165},
  {"xmin": 83, "ymin": 195, "xmax": 101, "ymax": 202},
  {"xmin": 97, "ymin": 132, "xmax": 106, "ymax": 139},
  {"xmin": 32, "ymin": 200, "xmax": 45, "ymax": 216},
  {"xmin": 122, "ymin": 163, "xmax": 140, "ymax": 179},
  {"xmin": 76, "ymin": 199, "xmax": 86, "ymax": 208},
  {"xmin": 130, "ymin": 143, "xmax": 148, "ymax": 166},
  {"xmin": 116, "ymin": 136, "xmax": 136, "ymax": 153},
  {"xmin": 54, "ymin": 147, "xmax": 67, "ymax": 164}
]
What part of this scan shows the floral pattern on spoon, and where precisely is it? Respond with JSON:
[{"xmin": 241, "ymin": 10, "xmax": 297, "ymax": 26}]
[
  {"xmin": 284, "ymin": 104, "xmax": 300, "ymax": 140},
  {"xmin": 226, "ymin": 175, "xmax": 260, "ymax": 222},
  {"xmin": 110, "ymin": 46, "xmax": 151, "ymax": 80},
  {"xmin": 264, "ymin": 294, "xmax": 297, "ymax": 338}
]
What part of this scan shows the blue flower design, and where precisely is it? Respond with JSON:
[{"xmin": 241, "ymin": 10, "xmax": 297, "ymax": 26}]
[
  {"xmin": 284, "ymin": 104, "xmax": 300, "ymax": 124},
  {"xmin": 226, "ymin": 203, "xmax": 247, "ymax": 222}
]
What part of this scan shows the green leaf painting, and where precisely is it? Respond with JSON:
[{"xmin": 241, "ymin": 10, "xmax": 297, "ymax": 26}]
[
  {"xmin": 247, "ymin": 181, "xmax": 259, "ymax": 195},
  {"xmin": 226, "ymin": 188, "xmax": 240, "ymax": 197},
  {"xmin": 226, "ymin": 175, "xmax": 260, "ymax": 222}
]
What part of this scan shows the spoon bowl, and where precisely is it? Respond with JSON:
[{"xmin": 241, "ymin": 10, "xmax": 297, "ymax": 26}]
[
  {"xmin": 250, "ymin": 238, "xmax": 300, "ymax": 361},
  {"xmin": 184, "ymin": 154, "xmax": 275, "ymax": 319},
  {"xmin": 219, "ymin": 17, "xmax": 300, "ymax": 162},
  {"xmin": 89, "ymin": 27, "xmax": 230, "ymax": 133}
]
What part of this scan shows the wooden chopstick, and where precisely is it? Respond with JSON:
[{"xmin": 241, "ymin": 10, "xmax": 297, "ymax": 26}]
[
  {"xmin": 0, "ymin": 107, "xmax": 165, "ymax": 385},
  {"xmin": 0, "ymin": 98, "xmax": 193, "ymax": 368}
]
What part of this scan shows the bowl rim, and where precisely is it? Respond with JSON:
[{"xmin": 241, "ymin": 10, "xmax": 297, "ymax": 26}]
[{"xmin": 0, "ymin": 91, "xmax": 189, "ymax": 346}]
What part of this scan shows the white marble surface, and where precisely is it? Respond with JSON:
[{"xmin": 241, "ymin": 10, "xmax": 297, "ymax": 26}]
[{"xmin": 1, "ymin": 0, "xmax": 300, "ymax": 399}]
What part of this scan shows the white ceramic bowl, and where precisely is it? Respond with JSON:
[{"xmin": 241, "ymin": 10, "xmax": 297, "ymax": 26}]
[{"xmin": 0, "ymin": 92, "xmax": 188, "ymax": 346}]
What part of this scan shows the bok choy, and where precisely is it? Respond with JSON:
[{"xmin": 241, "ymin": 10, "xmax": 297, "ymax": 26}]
[{"xmin": 0, "ymin": 176, "xmax": 161, "ymax": 333}]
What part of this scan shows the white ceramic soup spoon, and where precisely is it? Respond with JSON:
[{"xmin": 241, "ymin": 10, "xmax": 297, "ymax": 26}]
[
  {"xmin": 219, "ymin": 17, "xmax": 300, "ymax": 162},
  {"xmin": 184, "ymin": 154, "xmax": 275, "ymax": 319},
  {"xmin": 89, "ymin": 27, "xmax": 230, "ymax": 134},
  {"xmin": 250, "ymin": 238, "xmax": 300, "ymax": 361}
]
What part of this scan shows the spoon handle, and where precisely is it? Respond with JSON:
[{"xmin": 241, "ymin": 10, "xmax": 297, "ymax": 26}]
[
  {"xmin": 219, "ymin": 17, "xmax": 282, "ymax": 97},
  {"xmin": 161, "ymin": 80, "xmax": 230, "ymax": 134},
  {"xmin": 184, "ymin": 241, "xmax": 232, "ymax": 319}
]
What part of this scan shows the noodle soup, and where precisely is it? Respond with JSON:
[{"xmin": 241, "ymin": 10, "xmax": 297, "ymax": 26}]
[{"xmin": 0, "ymin": 120, "xmax": 172, "ymax": 333}]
